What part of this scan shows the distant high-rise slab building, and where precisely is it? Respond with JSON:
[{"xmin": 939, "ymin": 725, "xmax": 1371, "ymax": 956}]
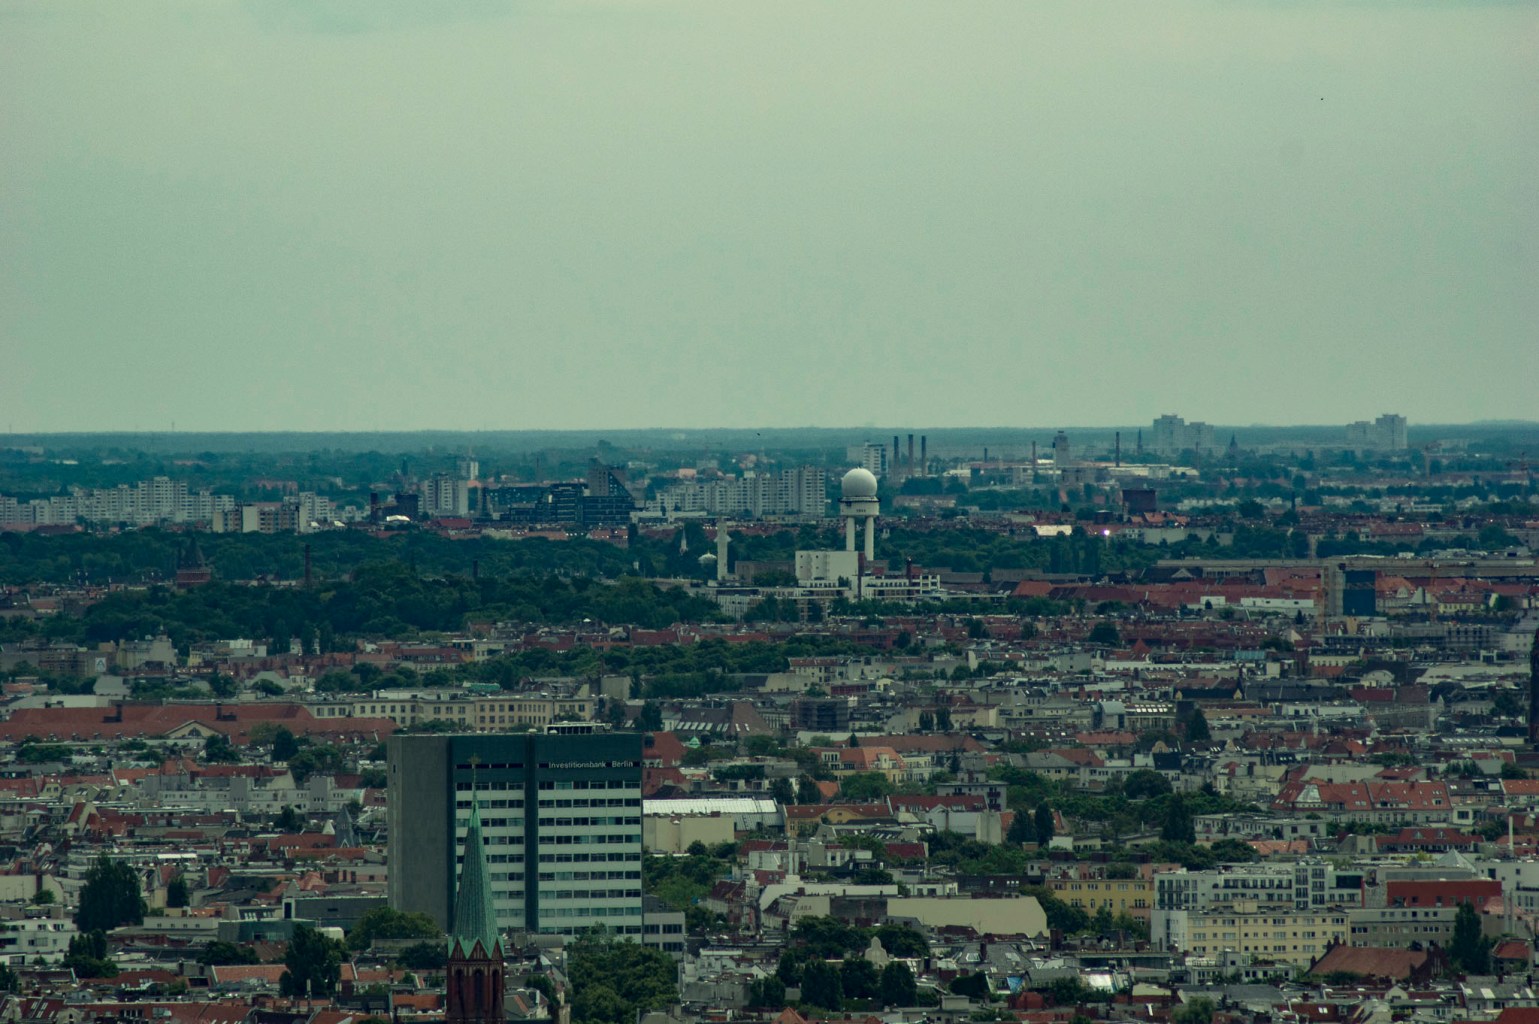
[
  {"xmin": 1345, "ymin": 414, "xmax": 1408, "ymax": 451},
  {"xmin": 654, "ymin": 467, "xmax": 827, "ymax": 518},
  {"xmin": 1149, "ymin": 415, "xmax": 1216, "ymax": 457}
]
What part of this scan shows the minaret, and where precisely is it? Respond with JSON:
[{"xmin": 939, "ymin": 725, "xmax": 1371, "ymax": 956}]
[{"xmin": 445, "ymin": 787, "xmax": 504, "ymax": 1024}]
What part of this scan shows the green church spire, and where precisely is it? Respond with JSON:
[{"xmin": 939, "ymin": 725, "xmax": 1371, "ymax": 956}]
[{"xmin": 449, "ymin": 784, "xmax": 502, "ymax": 959}]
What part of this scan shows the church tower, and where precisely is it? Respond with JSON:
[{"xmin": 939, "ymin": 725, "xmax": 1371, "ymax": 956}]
[{"xmin": 445, "ymin": 789, "xmax": 504, "ymax": 1024}]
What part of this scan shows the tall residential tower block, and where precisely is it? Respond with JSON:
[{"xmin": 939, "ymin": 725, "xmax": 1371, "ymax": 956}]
[{"xmin": 388, "ymin": 730, "xmax": 645, "ymax": 938}]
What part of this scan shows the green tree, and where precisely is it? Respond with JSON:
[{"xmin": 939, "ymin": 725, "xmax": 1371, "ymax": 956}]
[
  {"xmin": 276, "ymin": 805, "xmax": 305, "ymax": 831},
  {"xmin": 198, "ymin": 940, "xmax": 261, "ymax": 966},
  {"xmin": 397, "ymin": 941, "xmax": 447, "ymax": 970},
  {"xmin": 800, "ymin": 959, "xmax": 843, "ymax": 1010},
  {"xmin": 879, "ymin": 961, "xmax": 917, "ymax": 1007},
  {"xmin": 1209, "ymin": 838, "xmax": 1258, "ymax": 863},
  {"xmin": 567, "ymin": 929, "xmax": 678, "ymax": 1024},
  {"xmin": 1173, "ymin": 998, "xmax": 1215, "ymax": 1024},
  {"xmin": 1006, "ymin": 810, "xmax": 1036, "ymax": 845},
  {"xmin": 840, "ymin": 957, "xmax": 879, "ymax": 1000},
  {"xmin": 873, "ymin": 924, "xmax": 929, "ymax": 959},
  {"xmin": 1087, "ymin": 622, "xmax": 1120, "ymax": 646},
  {"xmin": 280, "ymin": 924, "xmax": 345, "ymax": 999},
  {"xmin": 287, "ymin": 744, "xmax": 346, "ymax": 784},
  {"xmin": 838, "ymin": 771, "xmax": 893, "ymax": 801},
  {"xmin": 747, "ymin": 976, "xmax": 786, "ymax": 1009},
  {"xmin": 1160, "ymin": 795, "xmax": 1196, "ymax": 844},
  {"xmin": 0, "ymin": 964, "xmax": 17, "ymax": 993},
  {"xmin": 1449, "ymin": 902, "xmax": 1492, "ymax": 974},
  {"xmin": 797, "ymin": 777, "xmax": 823, "ymax": 804},
  {"xmin": 1122, "ymin": 769, "xmax": 1172, "ymax": 799},
  {"xmin": 63, "ymin": 930, "xmax": 118, "ymax": 978},
  {"xmin": 203, "ymin": 732, "xmax": 237, "ymax": 762},
  {"xmin": 635, "ymin": 701, "xmax": 663, "ymax": 732},
  {"xmin": 272, "ymin": 726, "xmax": 300, "ymax": 761},
  {"xmin": 1185, "ymin": 708, "xmax": 1211, "ymax": 743},
  {"xmin": 770, "ymin": 777, "xmax": 796, "ymax": 805},
  {"xmin": 1034, "ymin": 803, "xmax": 1055, "ymax": 846},
  {"xmin": 166, "ymin": 874, "xmax": 190, "ymax": 909},
  {"xmin": 76, "ymin": 855, "xmax": 146, "ymax": 932},
  {"xmin": 347, "ymin": 907, "xmax": 443, "ymax": 951},
  {"xmin": 949, "ymin": 972, "xmax": 991, "ymax": 1002}
]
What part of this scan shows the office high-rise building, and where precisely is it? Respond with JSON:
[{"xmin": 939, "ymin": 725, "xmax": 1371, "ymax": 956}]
[{"xmin": 388, "ymin": 730, "xmax": 645, "ymax": 938}]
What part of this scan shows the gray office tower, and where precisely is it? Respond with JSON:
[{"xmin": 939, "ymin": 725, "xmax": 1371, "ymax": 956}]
[{"xmin": 388, "ymin": 730, "xmax": 645, "ymax": 938}]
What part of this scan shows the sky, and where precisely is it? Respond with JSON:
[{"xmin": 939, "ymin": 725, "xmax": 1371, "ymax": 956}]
[{"xmin": 2, "ymin": 1, "xmax": 1535, "ymax": 433}]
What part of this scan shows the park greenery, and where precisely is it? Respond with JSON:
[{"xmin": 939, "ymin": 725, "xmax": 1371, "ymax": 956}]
[
  {"xmin": 567, "ymin": 928, "xmax": 679, "ymax": 1024},
  {"xmin": 773, "ymin": 916, "xmax": 930, "ymax": 1011},
  {"xmin": 642, "ymin": 844, "xmax": 736, "ymax": 931}
]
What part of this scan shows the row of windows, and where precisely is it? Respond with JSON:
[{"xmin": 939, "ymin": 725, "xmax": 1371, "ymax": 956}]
[
  {"xmin": 544, "ymin": 906, "xmax": 640, "ymax": 918},
  {"xmin": 467, "ymin": 843, "xmax": 643, "ymax": 862},
  {"xmin": 539, "ymin": 780, "xmax": 634, "ymax": 791},
  {"xmin": 539, "ymin": 852, "xmax": 638, "ymax": 864},
  {"xmin": 457, "ymin": 798, "xmax": 525, "ymax": 809},
  {"xmin": 539, "ymin": 888, "xmax": 643, "ymax": 901},
  {"xmin": 548, "ymin": 924, "xmax": 643, "ymax": 935},
  {"xmin": 538, "ymin": 816, "xmax": 641, "ymax": 828},
  {"xmin": 537, "ymin": 870, "xmax": 640, "ymax": 882},
  {"xmin": 538, "ymin": 798, "xmax": 640, "ymax": 809},
  {"xmin": 463, "ymin": 817, "xmax": 524, "ymax": 829},
  {"xmin": 540, "ymin": 833, "xmax": 637, "ymax": 846}
]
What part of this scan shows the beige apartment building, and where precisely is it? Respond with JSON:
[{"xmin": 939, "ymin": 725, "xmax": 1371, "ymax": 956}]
[
  {"xmin": 1153, "ymin": 901, "xmax": 1350, "ymax": 968},
  {"xmin": 1048, "ymin": 877, "xmax": 1155, "ymax": 920},
  {"xmin": 307, "ymin": 690, "xmax": 594, "ymax": 730}
]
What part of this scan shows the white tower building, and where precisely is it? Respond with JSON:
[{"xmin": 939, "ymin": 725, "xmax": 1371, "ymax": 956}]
[{"xmin": 839, "ymin": 468, "xmax": 879, "ymax": 564}]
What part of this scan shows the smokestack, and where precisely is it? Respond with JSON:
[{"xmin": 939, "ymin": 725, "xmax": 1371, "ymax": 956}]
[
  {"xmin": 1115, "ymin": 432, "xmax": 1121, "ymax": 467},
  {"xmin": 893, "ymin": 435, "xmax": 900, "ymax": 474},
  {"xmin": 908, "ymin": 434, "xmax": 915, "ymax": 474},
  {"xmin": 1137, "ymin": 429, "xmax": 1143, "ymax": 455},
  {"xmin": 920, "ymin": 435, "xmax": 927, "ymax": 475},
  {"xmin": 303, "ymin": 544, "xmax": 312, "ymax": 588},
  {"xmin": 369, "ymin": 492, "xmax": 380, "ymax": 524},
  {"xmin": 1031, "ymin": 441, "xmax": 1037, "ymax": 471}
]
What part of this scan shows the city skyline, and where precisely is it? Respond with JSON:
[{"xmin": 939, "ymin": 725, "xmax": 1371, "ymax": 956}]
[{"xmin": 4, "ymin": 1, "xmax": 1534, "ymax": 431}]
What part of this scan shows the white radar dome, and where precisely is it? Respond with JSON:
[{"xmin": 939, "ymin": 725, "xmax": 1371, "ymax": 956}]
[{"xmin": 841, "ymin": 467, "xmax": 879, "ymax": 499}]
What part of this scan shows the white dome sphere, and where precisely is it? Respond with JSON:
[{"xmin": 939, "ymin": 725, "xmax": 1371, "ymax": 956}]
[{"xmin": 841, "ymin": 467, "xmax": 879, "ymax": 499}]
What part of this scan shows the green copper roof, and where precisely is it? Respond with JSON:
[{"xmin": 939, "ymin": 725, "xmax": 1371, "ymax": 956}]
[{"xmin": 449, "ymin": 792, "xmax": 502, "ymax": 959}]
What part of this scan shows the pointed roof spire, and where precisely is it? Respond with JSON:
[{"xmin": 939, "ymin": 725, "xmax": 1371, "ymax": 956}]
[{"xmin": 449, "ymin": 773, "xmax": 501, "ymax": 959}]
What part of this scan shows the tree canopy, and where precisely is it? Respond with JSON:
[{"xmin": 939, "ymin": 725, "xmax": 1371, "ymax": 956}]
[{"xmin": 76, "ymin": 855, "xmax": 145, "ymax": 933}]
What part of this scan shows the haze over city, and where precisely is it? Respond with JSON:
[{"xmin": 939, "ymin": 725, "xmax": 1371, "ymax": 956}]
[{"xmin": 3, "ymin": 0, "xmax": 1535, "ymax": 432}]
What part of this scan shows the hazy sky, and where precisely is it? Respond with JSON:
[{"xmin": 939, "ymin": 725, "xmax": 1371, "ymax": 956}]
[{"xmin": 3, "ymin": 1, "xmax": 1535, "ymax": 432}]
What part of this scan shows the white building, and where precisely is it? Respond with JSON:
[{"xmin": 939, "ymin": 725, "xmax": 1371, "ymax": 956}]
[
  {"xmin": 1346, "ymin": 414, "xmax": 1409, "ymax": 451},
  {"xmin": 1150, "ymin": 415, "xmax": 1217, "ymax": 457},
  {"xmin": 655, "ymin": 467, "xmax": 826, "ymax": 518}
]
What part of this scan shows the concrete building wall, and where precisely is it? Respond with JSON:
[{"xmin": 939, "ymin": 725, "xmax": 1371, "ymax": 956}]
[
  {"xmin": 885, "ymin": 896, "xmax": 1047, "ymax": 937},
  {"xmin": 643, "ymin": 814, "xmax": 736, "ymax": 853}
]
